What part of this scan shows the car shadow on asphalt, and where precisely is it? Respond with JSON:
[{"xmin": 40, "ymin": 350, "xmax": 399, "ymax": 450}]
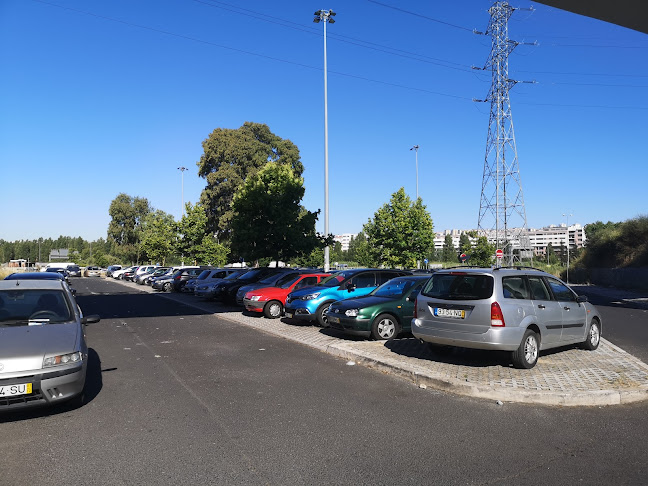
[
  {"xmin": 0, "ymin": 348, "xmax": 106, "ymax": 423},
  {"xmin": 74, "ymin": 292, "xmax": 215, "ymax": 319}
]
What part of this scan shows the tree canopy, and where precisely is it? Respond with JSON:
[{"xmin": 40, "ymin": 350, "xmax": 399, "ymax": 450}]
[
  {"xmin": 363, "ymin": 188, "xmax": 435, "ymax": 268},
  {"xmin": 107, "ymin": 193, "xmax": 151, "ymax": 263},
  {"xmin": 198, "ymin": 122, "xmax": 304, "ymax": 239},
  {"xmin": 230, "ymin": 162, "xmax": 321, "ymax": 264}
]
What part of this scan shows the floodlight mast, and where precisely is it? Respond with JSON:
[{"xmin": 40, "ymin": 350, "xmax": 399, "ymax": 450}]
[{"xmin": 313, "ymin": 9, "xmax": 336, "ymax": 272}]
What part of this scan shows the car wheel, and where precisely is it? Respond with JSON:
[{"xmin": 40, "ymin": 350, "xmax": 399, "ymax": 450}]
[
  {"xmin": 512, "ymin": 329, "xmax": 540, "ymax": 369},
  {"xmin": 163, "ymin": 282, "xmax": 173, "ymax": 292},
  {"xmin": 316, "ymin": 303, "xmax": 332, "ymax": 327},
  {"xmin": 371, "ymin": 313, "xmax": 399, "ymax": 340},
  {"xmin": 264, "ymin": 300, "xmax": 283, "ymax": 319},
  {"xmin": 581, "ymin": 318, "xmax": 601, "ymax": 351}
]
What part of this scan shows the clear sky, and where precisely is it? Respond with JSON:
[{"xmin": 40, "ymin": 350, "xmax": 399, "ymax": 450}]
[{"xmin": 1, "ymin": 0, "xmax": 646, "ymax": 242}]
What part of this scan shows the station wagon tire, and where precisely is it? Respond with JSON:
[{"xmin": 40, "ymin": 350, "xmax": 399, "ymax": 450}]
[
  {"xmin": 512, "ymin": 329, "xmax": 540, "ymax": 369},
  {"xmin": 264, "ymin": 300, "xmax": 283, "ymax": 319},
  {"xmin": 163, "ymin": 282, "xmax": 173, "ymax": 292},
  {"xmin": 371, "ymin": 313, "xmax": 399, "ymax": 340},
  {"xmin": 316, "ymin": 303, "xmax": 332, "ymax": 328},
  {"xmin": 581, "ymin": 318, "xmax": 601, "ymax": 351}
]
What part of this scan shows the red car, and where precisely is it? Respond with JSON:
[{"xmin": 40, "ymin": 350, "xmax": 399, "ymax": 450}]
[{"xmin": 244, "ymin": 272, "xmax": 330, "ymax": 318}]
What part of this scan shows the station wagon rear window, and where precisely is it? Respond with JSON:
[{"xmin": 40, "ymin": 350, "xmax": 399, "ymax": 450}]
[{"xmin": 421, "ymin": 273, "xmax": 494, "ymax": 300}]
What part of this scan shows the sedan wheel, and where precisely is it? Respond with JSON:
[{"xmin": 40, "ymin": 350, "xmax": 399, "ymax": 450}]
[
  {"xmin": 264, "ymin": 301, "xmax": 283, "ymax": 319},
  {"xmin": 163, "ymin": 282, "xmax": 172, "ymax": 292},
  {"xmin": 371, "ymin": 314, "xmax": 398, "ymax": 340}
]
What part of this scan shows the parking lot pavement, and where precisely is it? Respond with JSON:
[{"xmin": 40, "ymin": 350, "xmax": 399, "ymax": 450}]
[{"xmin": 111, "ymin": 278, "xmax": 648, "ymax": 407}]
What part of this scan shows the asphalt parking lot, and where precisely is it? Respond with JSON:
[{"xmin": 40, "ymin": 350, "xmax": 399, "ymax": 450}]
[{"xmin": 112, "ymin": 277, "xmax": 648, "ymax": 407}]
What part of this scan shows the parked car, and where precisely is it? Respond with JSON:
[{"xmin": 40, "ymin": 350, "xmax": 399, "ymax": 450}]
[
  {"xmin": 133, "ymin": 265, "xmax": 159, "ymax": 281},
  {"xmin": 411, "ymin": 267, "xmax": 602, "ymax": 369},
  {"xmin": 45, "ymin": 267, "xmax": 70, "ymax": 283},
  {"xmin": 244, "ymin": 272, "xmax": 330, "ymax": 318},
  {"xmin": 235, "ymin": 268, "xmax": 315, "ymax": 306},
  {"xmin": 112, "ymin": 266, "xmax": 137, "ymax": 280},
  {"xmin": 326, "ymin": 275, "xmax": 430, "ymax": 340},
  {"xmin": 212, "ymin": 267, "xmax": 285, "ymax": 304},
  {"xmin": 149, "ymin": 268, "xmax": 178, "ymax": 288},
  {"xmin": 67, "ymin": 265, "xmax": 82, "ymax": 277},
  {"xmin": 194, "ymin": 270, "xmax": 248, "ymax": 299},
  {"xmin": 5, "ymin": 272, "xmax": 66, "ymax": 282},
  {"xmin": 170, "ymin": 267, "xmax": 210, "ymax": 292},
  {"xmin": 136, "ymin": 267, "xmax": 170, "ymax": 285},
  {"xmin": 84, "ymin": 266, "xmax": 102, "ymax": 277},
  {"xmin": 105, "ymin": 265, "xmax": 122, "ymax": 278},
  {"xmin": 121, "ymin": 266, "xmax": 139, "ymax": 281},
  {"xmin": 0, "ymin": 278, "xmax": 100, "ymax": 411},
  {"xmin": 184, "ymin": 268, "xmax": 237, "ymax": 293},
  {"xmin": 284, "ymin": 269, "xmax": 411, "ymax": 327}
]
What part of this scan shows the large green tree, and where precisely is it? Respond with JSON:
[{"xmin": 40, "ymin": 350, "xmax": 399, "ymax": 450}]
[
  {"xmin": 198, "ymin": 122, "xmax": 304, "ymax": 239},
  {"xmin": 363, "ymin": 188, "xmax": 435, "ymax": 268},
  {"xmin": 140, "ymin": 210, "xmax": 177, "ymax": 265},
  {"xmin": 442, "ymin": 234, "xmax": 456, "ymax": 263},
  {"xmin": 107, "ymin": 193, "xmax": 151, "ymax": 263},
  {"xmin": 230, "ymin": 162, "xmax": 321, "ymax": 264}
]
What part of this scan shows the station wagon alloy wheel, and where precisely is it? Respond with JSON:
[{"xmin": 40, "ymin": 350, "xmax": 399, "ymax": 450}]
[
  {"xmin": 582, "ymin": 320, "xmax": 601, "ymax": 351},
  {"xmin": 512, "ymin": 330, "xmax": 539, "ymax": 369}
]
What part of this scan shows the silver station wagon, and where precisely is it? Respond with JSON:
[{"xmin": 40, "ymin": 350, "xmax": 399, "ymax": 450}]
[
  {"xmin": 411, "ymin": 267, "xmax": 602, "ymax": 369},
  {"xmin": 0, "ymin": 279, "xmax": 100, "ymax": 411}
]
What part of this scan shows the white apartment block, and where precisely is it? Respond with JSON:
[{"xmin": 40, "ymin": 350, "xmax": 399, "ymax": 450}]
[
  {"xmin": 333, "ymin": 233, "xmax": 357, "ymax": 252},
  {"xmin": 434, "ymin": 224, "xmax": 586, "ymax": 256}
]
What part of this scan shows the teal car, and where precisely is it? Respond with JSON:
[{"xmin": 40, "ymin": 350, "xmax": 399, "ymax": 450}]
[{"xmin": 326, "ymin": 275, "xmax": 430, "ymax": 340}]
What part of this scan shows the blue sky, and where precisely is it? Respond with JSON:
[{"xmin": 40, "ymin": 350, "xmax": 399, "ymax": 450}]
[{"xmin": 1, "ymin": 0, "xmax": 646, "ymax": 242}]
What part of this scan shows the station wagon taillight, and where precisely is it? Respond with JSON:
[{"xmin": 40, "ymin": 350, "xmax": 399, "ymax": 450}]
[{"xmin": 491, "ymin": 302, "xmax": 505, "ymax": 327}]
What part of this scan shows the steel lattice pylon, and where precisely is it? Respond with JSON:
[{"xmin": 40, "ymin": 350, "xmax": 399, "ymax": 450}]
[{"xmin": 476, "ymin": 2, "xmax": 532, "ymax": 266}]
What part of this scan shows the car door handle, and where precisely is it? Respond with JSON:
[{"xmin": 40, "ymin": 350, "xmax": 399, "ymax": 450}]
[
  {"xmin": 564, "ymin": 306, "xmax": 571, "ymax": 311},
  {"xmin": 537, "ymin": 304, "xmax": 545, "ymax": 309}
]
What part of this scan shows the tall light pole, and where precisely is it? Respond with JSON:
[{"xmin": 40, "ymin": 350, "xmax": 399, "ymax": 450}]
[
  {"xmin": 563, "ymin": 212, "xmax": 572, "ymax": 283},
  {"xmin": 410, "ymin": 145, "xmax": 419, "ymax": 199},
  {"xmin": 314, "ymin": 9, "xmax": 335, "ymax": 272},
  {"xmin": 178, "ymin": 166, "xmax": 188, "ymax": 217}
]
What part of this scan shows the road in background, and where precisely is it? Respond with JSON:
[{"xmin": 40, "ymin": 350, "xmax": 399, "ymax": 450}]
[{"xmin": 1, "ymin": 277, "xmax": 647, "ymax": 485}]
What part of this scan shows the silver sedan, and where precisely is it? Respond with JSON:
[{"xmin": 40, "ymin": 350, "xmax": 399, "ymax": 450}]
[{"xmin": 0, "ymin": 279, "xmax": 100, "ymax": 412}]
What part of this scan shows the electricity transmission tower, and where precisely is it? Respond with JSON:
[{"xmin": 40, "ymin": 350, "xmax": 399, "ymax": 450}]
[{"xmin": 474, "ymin": 2, "xmax": 535, "ymax": 266}]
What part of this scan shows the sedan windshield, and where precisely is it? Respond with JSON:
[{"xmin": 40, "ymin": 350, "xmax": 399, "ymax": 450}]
[
  {"xmin": 371, "ymin": 278, "xmax": 417, "ymax": 298},
  {"xmin": 319, "ymin": 272, "xmax": 346, "ymax": 287},
  {"xmin": 278, "ymin": 274, "xmax": 301, "ymax": 289},
  {"xmin": 0, "ymin": 289, "xmax": 72, "ymax": 326}
]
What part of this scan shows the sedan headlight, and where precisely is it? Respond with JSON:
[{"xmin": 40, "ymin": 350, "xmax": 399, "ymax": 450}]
[
  {"xmin": 249, "ymin": 295, "xmax": 262, "ymax": 301},
  {"xmin": 345, "ymin": 309, "xmax": 359, "ymax": 317},
  {"xmin": 43, "ymin": 352, "xmax": 82, "ymax": 368},
  {"xmin": 302, "ymin": 292, "xmax": 321, "ymax": 300}
]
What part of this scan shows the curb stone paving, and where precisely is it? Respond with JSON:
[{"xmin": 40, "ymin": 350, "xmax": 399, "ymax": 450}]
[{"xmin": 109, "ymin": 277, "xmax": 648, "ymax": 407}]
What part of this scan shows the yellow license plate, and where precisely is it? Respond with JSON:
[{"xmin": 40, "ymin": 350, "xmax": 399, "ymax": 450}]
[{"xmin": 0, "ymin": 383, "xmax": 32, "ymax": 397}]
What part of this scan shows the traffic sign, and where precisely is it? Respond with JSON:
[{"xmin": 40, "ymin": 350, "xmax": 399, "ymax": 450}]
[
  {"xmin": 459, "ymin": 253, "xmax": 468, "ymax": 263},
  {"xmin": 496, "ymin": 249, "xmax": 503, "ymax": 259}
]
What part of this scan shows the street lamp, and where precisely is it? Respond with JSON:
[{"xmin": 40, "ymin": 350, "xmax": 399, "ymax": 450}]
[
  {"xmin": 410, "ymin": 145, "xmax": 419, "ymax": 199},
  {"xmin": 313, "ymin": 9, "xmax": 336, "ymax": 273},
  {"xmin": 563, "ymin": 212, "xmax": 572, "ymax": 283},
  {"xmin": 178, "ymin": 166, "xmax": 188, "ymax": 217}
]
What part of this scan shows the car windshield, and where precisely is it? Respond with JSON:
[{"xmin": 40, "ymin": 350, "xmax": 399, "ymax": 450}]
[
  {"xmin": 224, "ymin": 270, "xmax": 246, "ymax": 280},
  {"xmin": 319, "ymin": 271, "xmax": 346, "ymax": 287},
  {"xmin": 238, "ymin": 269, "xmax": 264, "ymax": 281},
  {"xmin": 277, "ymin": 273, "xmax": 300, "ymax": 288},
  {"xmin": 0, "ymin": 289, "xmax": 73, "ymax": 326},
  {"xmin": 197, "ymin": 270, "xmax": 212, "ymax": 280},
  {"xmin": 371, "ymin": 278, "xmax": 417, "ymax": 298},
  {"xmin": 421, "ymin": 273, "xmax": 494, "ymax": 301}
]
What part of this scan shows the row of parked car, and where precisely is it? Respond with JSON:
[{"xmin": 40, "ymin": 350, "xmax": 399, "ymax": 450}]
[{"xmin": 113, "ymin": 264, "xmax": 603, "ymax": 369}]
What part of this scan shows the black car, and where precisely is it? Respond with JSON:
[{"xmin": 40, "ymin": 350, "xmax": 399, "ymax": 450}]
[{"xmin": 212, "ymin": 268, "xmax": 285, "ymax": 304}]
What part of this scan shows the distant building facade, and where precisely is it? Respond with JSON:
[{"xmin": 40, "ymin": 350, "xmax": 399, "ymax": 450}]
[
  {"xmin": 333, "ymin": 233, "xmax": 357, "ymax": 252},
  {"xmin": 434, "ymin": 224, "xmax": 586, "ymax": 256}
]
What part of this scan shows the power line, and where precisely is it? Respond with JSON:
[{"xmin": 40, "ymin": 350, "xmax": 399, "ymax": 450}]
[{"xmin": 366, "ymin": 0, "xmax": 474, "ymax": 32}]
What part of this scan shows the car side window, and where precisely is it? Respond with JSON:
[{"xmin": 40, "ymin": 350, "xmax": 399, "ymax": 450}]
[
  {"xmin": 376, "ymin": 272, "xmax": 399, "ymax": 285},
  {"xmin": 528, "ymin": 276, "xmax": 551, "ymax": 301},
  {"xmin": 502, "ymin": 276, "xmax": 529, "ymax": 299},
  {"xmin": 295, "ymin": 276, "xmax": 318, "ymax": 289},
  {"xmin": 351, "ymin": 272, "xmax": 376, "ymax": 288},
  {"xmin": 545, "ymin": 277, "xmax": 576, "ymax": 302}
]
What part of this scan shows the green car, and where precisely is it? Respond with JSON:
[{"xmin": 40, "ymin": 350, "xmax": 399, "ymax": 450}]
[{"xmin": 326, "ymin": 275, "xmax": 431, "ymax": 340}]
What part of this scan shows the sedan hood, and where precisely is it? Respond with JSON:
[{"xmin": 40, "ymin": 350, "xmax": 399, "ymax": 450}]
[
  {"xmin": 0, "ymin": 323, "xmax": 80, "ymax": 373},
  {"xmin": 335, "ymin": 295, "xmax": 392, "ymax": 309}
]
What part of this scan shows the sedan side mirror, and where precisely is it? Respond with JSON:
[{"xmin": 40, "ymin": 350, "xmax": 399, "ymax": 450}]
[
  {"xmin": 576, "ymin": 295, "xmax": 588, "ymax": 303},
  {"xmin": 82, "ymin": 315, "xmax": 101, "ymax": 325},
  {"xmin": 345, "ymin": 282, "xmax": 356, "ymax": 292}
]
